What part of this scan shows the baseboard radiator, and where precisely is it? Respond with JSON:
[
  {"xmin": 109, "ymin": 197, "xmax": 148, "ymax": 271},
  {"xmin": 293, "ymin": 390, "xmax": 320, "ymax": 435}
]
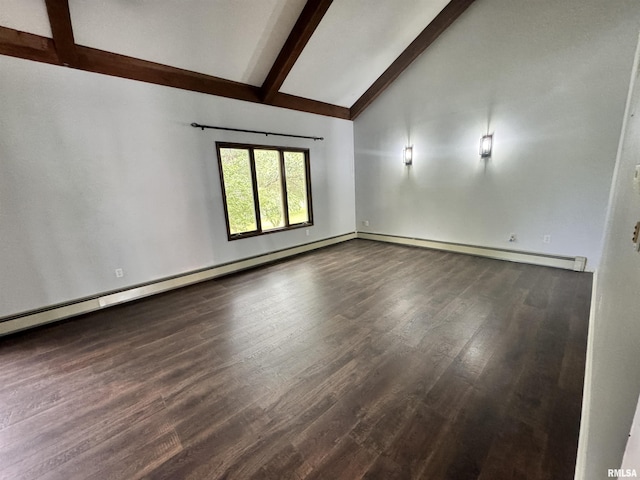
[
  {"xmin": 0, "ymin": 233, "xmax": 356, "ymax": 336},
  {"xmin": 0, "ymin": 231, "xmax": 586, "ymax": 337},
  {"xmin": 357, "ymin": 232, "xmax": 586, "ymax": 271}
]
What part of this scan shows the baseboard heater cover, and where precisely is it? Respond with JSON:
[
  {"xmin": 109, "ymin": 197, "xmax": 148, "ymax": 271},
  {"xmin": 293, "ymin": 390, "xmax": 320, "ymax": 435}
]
[
  {"xmin": 0, "ymin": 232, "xmax": 356, "ymax": 337},
  {"xmin": 356, "ymin": 232, "xmax": 586, "ymax": 272}
]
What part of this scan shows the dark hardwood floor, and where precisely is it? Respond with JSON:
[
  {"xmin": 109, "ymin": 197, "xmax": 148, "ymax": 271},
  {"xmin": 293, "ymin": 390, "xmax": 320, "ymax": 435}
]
[{"xmin": 0, "ymin": 239, "xmax": 591, "ymax": 479}]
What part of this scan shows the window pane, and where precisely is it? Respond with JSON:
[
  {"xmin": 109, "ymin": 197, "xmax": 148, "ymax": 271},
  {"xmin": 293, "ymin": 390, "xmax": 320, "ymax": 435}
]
[
  {"xmin": 284, "ymin": 151, "xmax": 309, "ymax": 224},
  {"xmin": 255, "ymin": 149, "xmax": 285, "ymax": 231},
  {"xmin": 220, "ymin": 148, "xmax": 257, "ymax": 235}
]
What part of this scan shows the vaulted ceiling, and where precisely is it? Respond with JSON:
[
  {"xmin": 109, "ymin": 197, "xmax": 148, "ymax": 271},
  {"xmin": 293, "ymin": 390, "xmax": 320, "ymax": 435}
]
[{"xmin": 0, "ymin": 0, "xmax": 476, "ymax": 120}]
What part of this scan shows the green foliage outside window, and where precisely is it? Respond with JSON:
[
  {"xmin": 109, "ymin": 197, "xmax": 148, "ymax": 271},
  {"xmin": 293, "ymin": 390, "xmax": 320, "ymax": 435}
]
[
  {"xmin": 220, "ymin": 149, "xmax": 257, "ymax": 234},
  {"xmin": 255, "ymin": 150, "xmax": 285, "ymax": 230},
  {"xmin": 218, "ymin": 143, "xmax": 312, "ymax": 239},
  {"xmin": 284, "ymin": 151, "xmax": 309, "ymax": 225}
]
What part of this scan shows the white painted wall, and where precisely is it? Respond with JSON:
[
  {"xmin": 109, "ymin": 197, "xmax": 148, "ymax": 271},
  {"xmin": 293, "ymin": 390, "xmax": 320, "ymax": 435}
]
[
  {"xmin": 575, "ymin": 34, "xmax": 640, "ymax": 480},
  {"xmin": 353, "ymin": 0, "xmax": 640, "ymax": 271},
  {"xmin": 0, "ymin": 55, "xmax": 355, "ymax": 318}
]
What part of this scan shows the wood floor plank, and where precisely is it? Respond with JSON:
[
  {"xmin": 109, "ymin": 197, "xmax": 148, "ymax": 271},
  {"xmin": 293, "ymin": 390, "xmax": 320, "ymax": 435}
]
[
  {"xmin": 477, "ymin": 415, "xmax": 546, "ymax": 480},
  {"xmin": 381, "ymin": 401, "xmax": 448, "ymax": 478},
  {"xmin": 0, "ymin": 239, "xmax": 591, "ymax": 479},
  {"xmin": 303, "ymin": 435, "xmax": 378, "ymax": 480}
]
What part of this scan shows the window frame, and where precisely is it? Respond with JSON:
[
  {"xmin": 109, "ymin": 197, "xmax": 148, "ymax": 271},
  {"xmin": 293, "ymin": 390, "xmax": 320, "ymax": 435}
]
[{"xmin": 216, "ymin": 142, "xmax": 314, "ymax": 241}]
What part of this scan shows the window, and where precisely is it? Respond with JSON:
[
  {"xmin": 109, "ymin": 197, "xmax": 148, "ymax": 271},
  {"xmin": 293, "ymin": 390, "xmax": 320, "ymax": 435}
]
[{"xmin": 216, "ymin": 142, "xmax": 313, "ymax": 240}]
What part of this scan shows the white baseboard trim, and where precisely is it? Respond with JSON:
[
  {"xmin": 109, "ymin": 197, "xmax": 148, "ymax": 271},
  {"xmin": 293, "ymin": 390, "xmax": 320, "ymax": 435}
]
[
  {"xmin": 573, "ymin": 271, "xmax": 599, "ymax": 480},
  {"xmin": 0, "ymin": 232, "xmax": 356, "ymax": 337},
  {"xmin": 1, "ymin": 231, "xmax": 585, "ymax": 337},
  {"xmin": 357, "ymin": 232, "xmax": 586, "ymax": 271}
]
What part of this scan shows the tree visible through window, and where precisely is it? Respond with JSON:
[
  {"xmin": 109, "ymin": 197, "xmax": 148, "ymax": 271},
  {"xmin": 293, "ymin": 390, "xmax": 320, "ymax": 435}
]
[{"xmin": 217, "ymin": 143, "xmax": 313, "ymax": 239}]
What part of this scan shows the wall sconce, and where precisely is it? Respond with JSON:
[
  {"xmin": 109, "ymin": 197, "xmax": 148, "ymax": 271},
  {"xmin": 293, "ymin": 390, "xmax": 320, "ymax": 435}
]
[
  {"xmin": 480, "ymin": 134, "xmax": 493, "ymax": 158},
  {"xmin": 403, "ymin": 146, "xmax": 413, "ymax": 165}
]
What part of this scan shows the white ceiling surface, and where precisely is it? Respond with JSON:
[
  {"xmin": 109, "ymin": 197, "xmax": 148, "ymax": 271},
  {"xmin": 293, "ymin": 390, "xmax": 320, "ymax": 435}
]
[
  {"xmin": 68, "ymin": 0, "xmax": 308, "ymax": 86},
  {"xmin": 0, "ymin": 0, "xmax": 51, "ymax": 37},
  {"xmin": 0, "ymin": 0, "xmax": 450, "ymax": 108},
  {"xmin": 280, "ymin": 0, "xmax": 451, "ymax": 106}
]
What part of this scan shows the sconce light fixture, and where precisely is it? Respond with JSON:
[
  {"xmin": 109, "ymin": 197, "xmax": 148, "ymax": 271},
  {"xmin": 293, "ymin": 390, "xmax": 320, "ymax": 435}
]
[
  {"xmin": 480, "ymin": 134, "xmax": 493, "ymax": 158},
  {"xmin": 403, "ymin": 145, "xmax": 413, "ymax": 165}
]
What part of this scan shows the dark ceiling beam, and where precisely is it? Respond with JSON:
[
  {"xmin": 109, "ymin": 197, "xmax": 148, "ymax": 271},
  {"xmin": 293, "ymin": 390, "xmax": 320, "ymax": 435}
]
[
  {"xmin": 261, "ymin": 0, "xmax": 334, "ymax": 103},
  {"xmin": 76, "ymin": 46, "xmax": 262, "ymax": 103},
  {"xmin": 349, "ymin": 0, "xmax": 477, "ymax": 120},
  {"xmin": 76, "ymin": 47, "xmax": 350, "ymax": 118},
  {"xmin": 0, "ymin": 26, "xmax": 58, "ymax": 65},
  {"xmin": 270, "ymin": 92, "xmax": 350, "ymax": 119},
  {"xmin": 0, "ymin": 27, "xmax": 349, "ymax": 119},
  {"xmin": 44, "ymin": 0, "xmax": 78, "ymax": 66}
]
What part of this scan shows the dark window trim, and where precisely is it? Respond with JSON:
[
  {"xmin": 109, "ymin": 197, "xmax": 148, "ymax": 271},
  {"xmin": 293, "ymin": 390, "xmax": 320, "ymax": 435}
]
[{"xmin": 216, "ymin": 142, "xmax": 314, "ymax": 241}]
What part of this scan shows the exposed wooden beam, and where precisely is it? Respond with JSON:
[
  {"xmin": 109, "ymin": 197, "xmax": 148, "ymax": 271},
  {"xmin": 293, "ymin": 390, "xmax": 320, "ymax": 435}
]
[
  {"xmin": 261, "ymin": 0, "xmax": 333, "ymax": 103},
  {"xmin": 0, "ymin": 26, "xmax": 58, "ymax": 65},
  {"xmin": 271, "ymin": 92, "xmax": 350, "ymax": 119},
  {"xmin": 350, "ymin": 0, "xmax": 477, "ymax": 120},
  {"xmin": 0, "ymin": 27, "xmax": 349, "ymax": 119},
  {"xmin": 76, "ymin": 46, "xmax": 261, "ymax": 103},
  {"xmin": 44, "ymin": 0, "xmax": 78, "ymax": 66}
]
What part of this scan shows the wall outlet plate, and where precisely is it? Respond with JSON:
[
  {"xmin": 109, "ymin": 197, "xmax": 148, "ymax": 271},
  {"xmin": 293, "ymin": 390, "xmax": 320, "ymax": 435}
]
[{"xmin": 634, "ymin": 165, "xmax": 640, "ymax": 194}]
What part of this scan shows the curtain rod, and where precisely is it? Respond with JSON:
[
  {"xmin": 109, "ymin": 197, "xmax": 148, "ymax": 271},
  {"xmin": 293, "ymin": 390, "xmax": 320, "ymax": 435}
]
[{"xmin": 190, "ymin": 123, "xmax": 323, "ymax": 141}]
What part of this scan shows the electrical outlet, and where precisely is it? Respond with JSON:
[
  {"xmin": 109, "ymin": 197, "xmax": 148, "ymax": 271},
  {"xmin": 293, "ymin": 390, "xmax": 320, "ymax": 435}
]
[
  {"xmin": 633, "ymin": 222, "xmax": 640, "ymax": 244},
  {"xmin": 363, "ymin": 220, "xmax": 370, "ymax": 227},
  {"xmin": 509, "ymin": 233, "xmax": 517, "ymax": 242},
  {"xmin": 115, "ymin": 268, "xmax": 124, "ymax": 278},
  {"xmin": 543, "ymin": 235, "xmax": 551, "ymax": 244},
  {"xmin": 634, "ymin": 165, "xmax": 640, "ymax": 194},
  {"xmin": 305, "ymin": 229, "xmax": 310, "ymax": 236}
]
